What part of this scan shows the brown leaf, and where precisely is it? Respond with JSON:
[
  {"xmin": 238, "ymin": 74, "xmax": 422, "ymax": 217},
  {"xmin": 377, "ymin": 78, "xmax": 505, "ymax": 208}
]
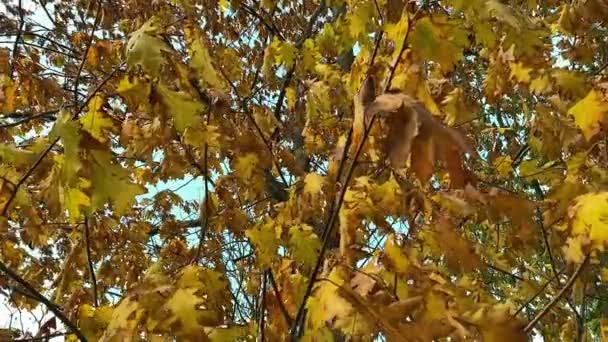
[
  {"xmin": 434, "ymin": 216, "xmax": 482, "ymax": 273},
  {"xmin": 364, "ymin": 93, "xmax": 475, "ymax": 187}
]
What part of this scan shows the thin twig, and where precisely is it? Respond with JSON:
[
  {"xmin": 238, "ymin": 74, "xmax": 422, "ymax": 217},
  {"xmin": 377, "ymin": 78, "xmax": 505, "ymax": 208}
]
[
  {"xmin": 73, "ymin": 0, "xmax": 102, "ymax": 104},
  {"xmin": 14, "ymin": 332, "xmax": 69, "ymax": 341},
  {"xmin": 9, "ymin": 0, "xmax": 25, "ymax": 78},
  {"xmin": 486, "ymin": 263, "xmax": 525, "ymax": 281},
  {"xmin": 0, "ymin": 262, "xmax": 88, "ymax": 341},
  {"xmin": 83, "ymin": 217, "xmax": 98, "ymax": 307},
  {"xmin": 290, "ymin": 115, "xmax": 379, "ymax": 339},
  {"xmin": 258, "ymin": 271, "xmax": 267, "ymax": 340},
  {"xmin": 0, "ymin": 107, "xmax": 68, "ymax": 128},
  {"xmin": 514, "ymin": 268, "xmax": 564, "ymax": 316},
  {"xmin": 194, "ymin": 107, "xmax": 211, "ymax": 263},
  {"xmin": 524, "ymin": 256, "xmax": 589, "ymax": 333},
  {"xmin": 268, "ymin": 269, "xmax": 292, "ymax": 325}
]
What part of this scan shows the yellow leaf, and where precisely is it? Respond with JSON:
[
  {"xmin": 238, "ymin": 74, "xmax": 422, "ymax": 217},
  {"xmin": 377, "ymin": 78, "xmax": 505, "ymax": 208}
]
[
  {"xmin": 61, "ymin": 184, "xmax": 90, "ymax": 223},
  {"xmin": 409, "ymin": 18, "xmax": 467, "ymax": 72},
  {"xmin": 90, "ymin": 150, "xmax": 146, "ymax": 215},
  {"xmin": 553, "ymin": 69, "xmax": 587, "ymax": 98},
  {"xmin": 301, "ymin": 39, "xmax": 320, "ymax": 72},
  {"xmin": 509, "ymin": 62, "xmax": 532, "ymax": 84},
  {"xmin": 493, "ymin": 155, "xmax": 513, "ymax": 178},
  {"xmin": 303, "ymin": 172, "xmax": 325, "ymax": 195},
  {"xmin": 289, "ymin": 224, "xmax": 321, "ymax": 268},
  {"xmin": 563, "ymin": 235, "xmax": 588, "ymax": 264},
  {"xmin": 422, "ymin": 291, "xmax": 447, "ymax": 320},
  {"xmin": 567, "ymin": 152, "xmax": 587, "ymax": 175},
  {"xmin": 569, "ymin": 192, "xmax": 608, "ymax": 250},
  {"xmin": 568, "ymin": 90, "xmax": 607, "ymax": 141},
  {"xmin": 125, "ymin": 16, "xmax": 170, "ymax": 77},
  {"xmin": 271, "ymin": 37, "xmax": 297, "ymax": 68},
  {"xmin": 208, "ymin": 325, "xmax": 251, "ymax": 341},
  {"xmin": 157, "ymin": 84, "xmax": 204, "ymax": 133},
  {"xmin": 0, "ymin": 75, "xmax": 17, "ymax": 113},
  {"xmin": 305, "ymin": 267, "xmax": 353, "ymax": 330},
  {"xmin": 486, "ymin": 0, "xmax": 520, "ymax": 30},
  {"xmin": 234, "ymin": 153, "xmax": 258, "ymax": 181},
  {"xmin": 164, "ymin": 288, "xmax": 206, "ymax": 334},
  {"xmin": 530, "ymin": 74, "xmax": 552, "ymax": 95},
  {"xmin": 177, "ymin": 264, "xmax": 204, "ymax": 289},
  {"xmin": 116, "ymin": 76, "xmax": 151, "ymax": 109},
  {"xmin": 416, "ymin": 82, "xmax": 441, "ymax": 116},
  {"xmin": 601, "ymin": 318, "xmax": 608, "ymax": 341},
  {"xmin": 100, "ymin": 297, "xmax": 143, "ymax": 341},
  {"xmin": 49, "ymin": 112, "xmax": 82, "ymax": 184},
  {"xmin": 382, "ymin": 234, "xmax": 410, "ymax": 274},
  {"xmin": 184, "ymin": 23, "xmax": 228, "ymax": 92},
  {"xmin": 442, "ymin": 87, "xmax": 477, "ymax": 126},
  {"xmin": 286, "ymin": 86, "xmax": 297, "ymax": 111},
  {"xmin": 80, "ymin": 96, "xmax": 115, "ymax": 142},
  {"xmin": 348, "ymin": 2, "xmax": 374, "ymax": 40},
  {"xmin": 384, "ymin": 13, "xmax": 409, "ymax": 61},
  {"xmin": 371, "ymin": 175, "xmax": 402, "ymax": 213},
  {"xmin": 245, "ymin": 221, "xmax": 278, "ymax": 266}
]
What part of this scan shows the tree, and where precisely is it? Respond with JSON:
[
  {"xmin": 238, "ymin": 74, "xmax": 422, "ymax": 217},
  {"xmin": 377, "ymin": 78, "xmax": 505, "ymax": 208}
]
[{"xmin": 1, "ymin": 0, "xmax": 608, "ymax": 340}]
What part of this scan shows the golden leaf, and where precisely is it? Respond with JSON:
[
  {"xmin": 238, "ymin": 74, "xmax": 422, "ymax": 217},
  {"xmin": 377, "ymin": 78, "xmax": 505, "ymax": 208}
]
[{"xmin": 568, "ymin": 90, "xmax": 608, "ymax": 141}]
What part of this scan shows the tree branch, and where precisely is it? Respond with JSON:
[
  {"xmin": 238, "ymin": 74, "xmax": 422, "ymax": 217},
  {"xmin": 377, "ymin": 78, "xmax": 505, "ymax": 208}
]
[
  {"xmin": 524, "ymin": 256, "xmax": 588, "ymax": 333},
  {"xmin": 83, "ymin": 218, "xmax": 98, "ymax": 307},
  {"xmin": 0, "ymin": 262, "xmax": 88, "ymax": 342}
]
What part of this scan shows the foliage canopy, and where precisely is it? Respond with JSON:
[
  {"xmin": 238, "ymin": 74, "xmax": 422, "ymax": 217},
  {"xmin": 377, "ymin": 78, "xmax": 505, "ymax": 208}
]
[{"xmin": 1, "ymin": 0, "xmax": 608, "ymax": 340}]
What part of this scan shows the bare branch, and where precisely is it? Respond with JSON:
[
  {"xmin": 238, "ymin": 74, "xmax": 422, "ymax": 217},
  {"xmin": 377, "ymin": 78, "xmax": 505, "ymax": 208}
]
[{"xmin": 0, "ymin": 262, "xmax": 88, "ymax": 342}]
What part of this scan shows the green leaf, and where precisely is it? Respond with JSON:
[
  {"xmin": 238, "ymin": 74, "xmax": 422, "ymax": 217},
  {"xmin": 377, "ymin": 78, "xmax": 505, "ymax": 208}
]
[
  {"xmin": 61, "ymin": 181, "xmax": 91, "ymax": 223},
  {"xmin": 184, "ymin": 23, "xmax": 228, "ymax": 92},
  {"xmin": 80, "ymin": 96, "xmax": 115, "ymax": 142},
  {"xmin": 409, "ymin": 17, "xmax": 467, "ymax": 72},
  {"xmin": 125, "ymin": 16, "xmax": 170, "ymax": 77},
  {"xmin": 50, "ymin": 111, "xmax": 81, "ymax": 184},
  {"xmin": 157, "ymin": 84, "xmax": 204, "ymax": 133},
  {"xmin": 289, "ymin": 224, "xmax": 321, "ymax": 268},
  {"xmin": 89, "ymin": 150, "xmax": 146, "ymax": 215}
]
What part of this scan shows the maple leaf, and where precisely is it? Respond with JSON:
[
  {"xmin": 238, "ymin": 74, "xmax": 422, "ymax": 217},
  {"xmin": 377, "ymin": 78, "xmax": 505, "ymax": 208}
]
[
  {"xmin": 509, "ymin": 62, "xmax": 532, "ymax": 84},
  {"xmin": 125, "ymin": 16, "xmax": 170, "ymax": 77},
  {"xmin": 245, "ymin": 221, "xmax": 279, "ymax": 266},
  {"xmin": 49, "ymin": 111, "xmax": 81, "ymax": 184},
  {"xmin": 234, "ymin": 153, "xmax": 259, "ymax": 181},
  {"xmin": 305, "ymin": 267, "xmax": 355, "ymax": 331},
  {"xmin": 270, "ymin": 37, "xmax": 297, "ymax": 68},
  {"xmin": 184, "ymin": 22, "xmax": 228, "ymax": 93},
  {"xmin": 164, "ymin": 288, "xmax": 209, "ymax": 337},
  {"xmin": 302, "ymin": 172, "xmax": 325, "ymax": 195},
  {"xmin": 568, "ymin": 90, "xmax": 607, "ymax": 141},
  {"xmin": 80, "ymin": 95, "xmax": 116, "ymax": 142},
  {"xmin": 364, "ymin": 93, "xmax": 474, "ymax": 187},
  {"xmin": 289, "ymin": 224, "xmax": 321, "ymax": 268},
  {"xmin": 99, "ymin": 297, "xmax": 143, "ymax": 342},
  {"xmin": 157, "ymin": 84, "xmax": 204, "ymax": 133},
  {"xmin": 493, "ymin": 155, "xmax": 513, "ymax": 178},
  {"xmin": 568, "ymin": 192, "xmax": 608, "ymax": 254},
  {"xmin": 409, "ymin": 17, "xmax": 468, "ymax": 72},
  {"xmin": 116, "ymin": 76, "xmax": 151, "ymax": 109},
  {"xmin": 89, "ymin": 150, "xmax": 146, "ymax": 215},
  {"xmin": 434, "ymin": 216, "xmax": 482, "ymax": 273},
  {"xmin": 61, "ymin": 183, "xmax": 91, "ymax": 223},
  {"xmin": 382, "ymin": 234, "xmax": 411, "ymax": 274}
]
